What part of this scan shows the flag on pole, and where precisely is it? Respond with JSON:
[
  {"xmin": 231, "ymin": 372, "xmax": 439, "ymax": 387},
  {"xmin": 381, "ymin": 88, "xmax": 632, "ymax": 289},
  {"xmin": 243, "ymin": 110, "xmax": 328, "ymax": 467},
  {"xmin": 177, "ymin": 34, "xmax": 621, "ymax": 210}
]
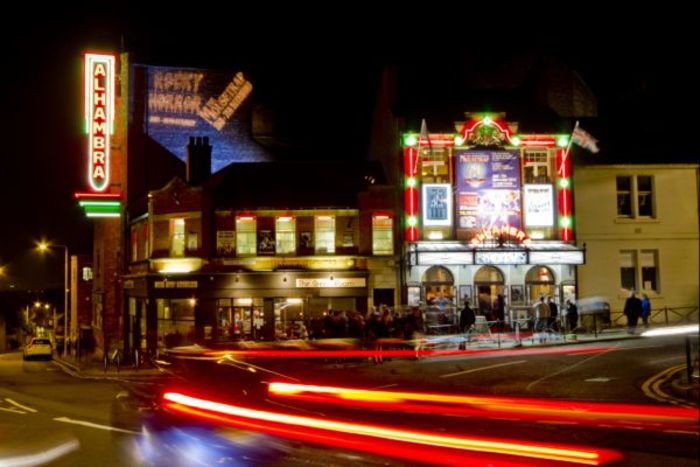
[
  {"xmin": 571, "ymin": 125, "xmax": 600, "ymax": 153},
  {"xmin": 419, "ymin": 118, "xmax": 432, "ymax": 150}
]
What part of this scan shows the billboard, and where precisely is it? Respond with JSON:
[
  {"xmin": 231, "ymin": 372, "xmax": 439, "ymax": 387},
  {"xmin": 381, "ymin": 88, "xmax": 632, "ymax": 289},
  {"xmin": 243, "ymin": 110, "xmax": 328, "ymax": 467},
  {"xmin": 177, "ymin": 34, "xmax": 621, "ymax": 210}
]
[
  {"xmin": 422, "ymin": 184, "xmax": 452, "ymax": 226},
  {"xmin": 144, "ymin": 66, "xmax": 273, "ymax": 172},
  {"xmin": 523, "ymin": 184, "xmax": 554, "ymax": 227},
  {"xmin": 456, "ymin": 150, "xmax": 521, "ymax": 231}
]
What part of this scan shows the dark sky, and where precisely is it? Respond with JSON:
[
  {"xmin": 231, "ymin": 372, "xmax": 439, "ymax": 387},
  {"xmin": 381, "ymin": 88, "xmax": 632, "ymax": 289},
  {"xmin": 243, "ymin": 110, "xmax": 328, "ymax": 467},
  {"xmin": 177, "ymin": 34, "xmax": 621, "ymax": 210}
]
[{"xmin": 1, "ymin": 7, "xmax": 697, "ymax": 290}]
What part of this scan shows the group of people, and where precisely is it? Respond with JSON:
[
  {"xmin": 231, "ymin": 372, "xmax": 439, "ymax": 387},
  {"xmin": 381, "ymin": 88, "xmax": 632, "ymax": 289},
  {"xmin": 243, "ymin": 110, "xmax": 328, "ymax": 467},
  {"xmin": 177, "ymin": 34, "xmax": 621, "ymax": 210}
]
[
  {"xmin": 458, "ymin": 293, "xmax": 582, "ymax": 336},
  {"xmin": 623, "ymin": 290, "xmax": 652, "ymax": 334}
]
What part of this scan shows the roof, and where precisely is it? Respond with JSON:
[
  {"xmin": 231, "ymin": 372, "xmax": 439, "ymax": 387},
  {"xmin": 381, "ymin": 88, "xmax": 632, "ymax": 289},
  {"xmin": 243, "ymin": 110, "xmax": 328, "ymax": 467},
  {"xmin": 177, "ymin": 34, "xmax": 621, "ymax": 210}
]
[{"xmin": 205, "ymin": 160, "xmax": 388, "ymax": 210}]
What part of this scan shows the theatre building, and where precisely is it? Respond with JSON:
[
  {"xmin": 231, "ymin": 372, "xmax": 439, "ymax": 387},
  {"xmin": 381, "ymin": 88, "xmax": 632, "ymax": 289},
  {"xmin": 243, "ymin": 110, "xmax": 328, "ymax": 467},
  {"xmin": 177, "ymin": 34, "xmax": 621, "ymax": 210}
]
[{"xmin": 401, "ymin": 113, "xmax": 585, "ymax": 319}]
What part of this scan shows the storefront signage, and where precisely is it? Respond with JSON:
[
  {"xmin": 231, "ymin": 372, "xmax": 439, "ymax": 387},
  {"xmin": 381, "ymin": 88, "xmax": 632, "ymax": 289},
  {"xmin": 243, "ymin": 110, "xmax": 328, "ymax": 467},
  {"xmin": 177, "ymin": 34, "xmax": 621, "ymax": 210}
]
[
  {"xmin": 85, "ymin": 53, "xmax": 115, "ymax": 192},
  {"xmin": 422, "ymin": 184, "xmax": 452, "ymax": 226},
  {"xmin": 523, "ymin": 185, "xmax": 554, "ymax": 227},
  {"xmin": 475, "ymin": 251, "xmax": 527, "ymax": 265},
  {"xmin": 529, "ymin": 251, "xmax": 584, "ymax": 265},
  {"xmin": 296, "ymin": 278, "xmax": 366, "ymax": 288},
  {"xmin": 417, "ymin": 252, "xmax": 474, "ymax": 265},
  {"xmin": 154, "ymin": 280, "xmax": 199, "ymax": 289}
]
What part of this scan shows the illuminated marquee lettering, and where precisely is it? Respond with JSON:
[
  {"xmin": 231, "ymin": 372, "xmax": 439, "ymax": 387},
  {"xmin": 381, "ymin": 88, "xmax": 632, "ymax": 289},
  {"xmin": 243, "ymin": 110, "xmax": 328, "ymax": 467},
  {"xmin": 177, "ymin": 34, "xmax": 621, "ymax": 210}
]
[
  {"xmin": 85, "ymin": 54, "xmax": 115, "ymax": 192},
  {"xmin": 470, "ymin": 225, "xmax": 531, "ymax": 246}
]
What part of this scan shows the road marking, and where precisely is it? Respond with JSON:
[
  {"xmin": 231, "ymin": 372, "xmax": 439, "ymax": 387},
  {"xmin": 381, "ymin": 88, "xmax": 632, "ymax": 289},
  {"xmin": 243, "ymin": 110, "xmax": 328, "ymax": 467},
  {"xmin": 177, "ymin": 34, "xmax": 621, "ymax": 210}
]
[
  {"xmin": 584, "ymin": 377, "xmax": 614, "ymax": 382},
  {"xmin": 0, "ymin": 439, "xmax": 79, "ymax": 465},
  {"xmin": 650, "ymin": 356, "xmax": 684, "ymax": 365},
  {"xmin": 53, "ymin": 417, "xmax": 140, "ymax": 435},
  {"xmin": 372, "ymin": 383, "xmax": 398, "ymax": 389},
  {"xmin": 526, "ymin": 347, "xmax": 614, "ymax": 391},
  {"xmin": 5, "ymin": 398, "xmax": 38, "ymax": 413},
  {"xmin": 440, "ymin": 360, "xmax": 526, "ymax": 378},
  {"xmin": 641, "ymin": 364, "xmax": 694, "ymax": 407},
  {"xmin": 0, "ymin": 407, "xmax": 26, "ymax": 414}
]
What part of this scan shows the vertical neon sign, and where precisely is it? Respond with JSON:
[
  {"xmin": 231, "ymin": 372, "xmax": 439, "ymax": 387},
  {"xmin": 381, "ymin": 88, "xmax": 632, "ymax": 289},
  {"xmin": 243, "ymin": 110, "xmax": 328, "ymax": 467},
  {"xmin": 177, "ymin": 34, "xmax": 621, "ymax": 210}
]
[
  {"xmin": 85, "ymin": 53, "xmax": 115, "ymax": 192},
  {"xmin": 556, "ymin": 148, "xmax": 573, "ymax": 241},
  {"xmin": 403, "ymin": 144, "xmax": 419, "ymax": 241}
]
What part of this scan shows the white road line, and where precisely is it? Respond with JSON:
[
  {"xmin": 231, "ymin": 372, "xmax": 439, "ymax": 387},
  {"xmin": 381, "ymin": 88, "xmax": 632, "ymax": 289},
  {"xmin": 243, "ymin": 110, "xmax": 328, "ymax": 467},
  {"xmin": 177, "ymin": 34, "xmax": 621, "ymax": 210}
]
[
  {"xmin": 526, "ymin": 348, "xmax": 613, "ymax": 391},
  {"xmin": 650, "ymin": 356, "xmax": 684, "ymax": 364},
  {"xmin": 0, "ymin": 407, "xmax": 26, "ymax": 414},
  {"xmin": 663, "ymin": 429, "xmax": 699, "ymax": 436},
  {"xmin": 440, "ymin": 360, "xmax": 527, "ymax": 378},
  {"xmin": 0, "ymin": 439, "xmax": 79, "ymax": 466},
  {"xmin": 372, "ymin": 383, "xmax": 398, "ymax": 389},
  {"xmin": 5, "ymin": 398, "xmax": 38, "ymax": 413},
  {"xmin": 53, "ymin": 416, "xmax": 140, "ymax": 435}
]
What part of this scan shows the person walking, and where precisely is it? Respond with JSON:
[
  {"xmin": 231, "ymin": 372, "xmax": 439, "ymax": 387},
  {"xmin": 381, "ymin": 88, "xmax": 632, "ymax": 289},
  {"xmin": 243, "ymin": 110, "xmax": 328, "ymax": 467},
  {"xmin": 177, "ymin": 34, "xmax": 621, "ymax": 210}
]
[
  {"xmin": 565, "ymin": 299, "xmax": 578, "ymax": 332},
  {"xmin": 623, "ymin": 289, "xmax": 642, "ymax": 334},
  {"xmin": 640, "ymin": 294, "xmax": 651, "ymax": 329}
]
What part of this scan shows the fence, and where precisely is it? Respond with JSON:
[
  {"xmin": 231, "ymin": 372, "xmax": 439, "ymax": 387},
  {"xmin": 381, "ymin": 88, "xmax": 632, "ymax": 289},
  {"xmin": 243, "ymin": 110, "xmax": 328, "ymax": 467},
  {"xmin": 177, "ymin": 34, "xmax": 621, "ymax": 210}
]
[{"xmin": 612, "ymin": 305, "xmax": 699, "ymax": 327}]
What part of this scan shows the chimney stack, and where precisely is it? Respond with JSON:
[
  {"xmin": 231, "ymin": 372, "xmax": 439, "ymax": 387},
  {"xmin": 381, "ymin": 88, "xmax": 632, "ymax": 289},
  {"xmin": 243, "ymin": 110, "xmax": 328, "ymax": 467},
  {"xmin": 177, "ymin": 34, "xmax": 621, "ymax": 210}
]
[{"xmin": 186, "ymin": 136, "xmax": 212, "ymax": 185}]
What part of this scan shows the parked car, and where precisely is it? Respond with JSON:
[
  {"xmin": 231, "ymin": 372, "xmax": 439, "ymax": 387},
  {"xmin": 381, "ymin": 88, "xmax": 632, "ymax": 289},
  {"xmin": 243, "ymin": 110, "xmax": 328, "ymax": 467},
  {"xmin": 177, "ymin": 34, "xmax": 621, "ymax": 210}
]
[{"xmin": 23, "ymin": 337, "xmax": 53, "ymax": 360}]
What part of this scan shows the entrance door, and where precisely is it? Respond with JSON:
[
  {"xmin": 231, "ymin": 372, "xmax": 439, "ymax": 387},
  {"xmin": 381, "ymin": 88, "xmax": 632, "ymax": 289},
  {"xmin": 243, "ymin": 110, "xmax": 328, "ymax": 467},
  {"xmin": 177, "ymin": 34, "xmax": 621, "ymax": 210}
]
[{"xmin": 473, "ymin": 266, "xmax": 505, "ymax": 320}]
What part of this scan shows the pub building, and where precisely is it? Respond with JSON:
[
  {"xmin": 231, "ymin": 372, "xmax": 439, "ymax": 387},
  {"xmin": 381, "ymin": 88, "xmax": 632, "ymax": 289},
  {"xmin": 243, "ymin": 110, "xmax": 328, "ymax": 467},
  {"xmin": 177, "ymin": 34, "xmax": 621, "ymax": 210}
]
[
  {"xmin": 402, "ymin": 113, "xmax": 585, "ymax": 322},
  {"xmin": 122, "ymin": 137, "xmax": 398, "ymax": 355}
]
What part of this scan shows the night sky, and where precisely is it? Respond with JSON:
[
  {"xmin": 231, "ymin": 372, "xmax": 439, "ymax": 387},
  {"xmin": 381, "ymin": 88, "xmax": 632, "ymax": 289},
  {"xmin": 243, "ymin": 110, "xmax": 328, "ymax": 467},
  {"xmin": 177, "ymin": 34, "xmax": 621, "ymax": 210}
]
[{"xmin": 2, "ymin": 7, "xmax": 697, "ymax": 290}]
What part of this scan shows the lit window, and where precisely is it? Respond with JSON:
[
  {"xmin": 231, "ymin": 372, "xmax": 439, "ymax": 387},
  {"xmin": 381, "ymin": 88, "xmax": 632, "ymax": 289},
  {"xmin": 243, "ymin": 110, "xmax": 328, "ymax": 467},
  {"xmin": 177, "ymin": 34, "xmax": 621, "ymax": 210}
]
[
  {"xmin": 142, "ymin": 223, "xmax": 149, "ymax": 260},
  {"xmin": 236, "ymin": 216, "xmax": 256, "ymax": 256},
  {"xmin": 171, "ymin": 219, "xmax": 185, "ymax": 257},
  {"xmin": 276, "ymin": 216, "xmax": 296, "ymax": 255},
  {"xmin": 523, "ymin": 150, "xmax": 551, "ymax": 184},
  {"xmin": 81, "ymin": 267, "xmax": 93, "ymax": 281},
  {"xmin": 616, "ymin": 175, "xmax": 654, "ymax": 218},
  {"xmin": 619, "ymin": 250, "xmax": 637, "ymax": 291},
  {"xmin": 315, "ymin": 216, "xmax": 335, "ymax": 254},
  {"xmin": 372, "ymin": 216, "xmax": 393, "ymax": 255},
  {"xmin": 130, "ymin": 227, "xmax": 138, "ymax": 262}
]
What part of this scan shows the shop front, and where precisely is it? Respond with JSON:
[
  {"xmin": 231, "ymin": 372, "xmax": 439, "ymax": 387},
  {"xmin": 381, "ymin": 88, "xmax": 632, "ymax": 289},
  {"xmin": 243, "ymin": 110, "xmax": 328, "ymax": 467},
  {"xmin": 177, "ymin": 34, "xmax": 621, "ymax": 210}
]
[{"xmin": 122, "ymin": 270, "xmax": 369, "ymax": 356}]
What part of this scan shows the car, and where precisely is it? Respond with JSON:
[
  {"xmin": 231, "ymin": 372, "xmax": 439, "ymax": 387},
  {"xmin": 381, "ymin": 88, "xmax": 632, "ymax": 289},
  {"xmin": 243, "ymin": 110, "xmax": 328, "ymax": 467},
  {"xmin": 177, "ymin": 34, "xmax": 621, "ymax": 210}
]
[{"xmin": 23, "ymin": 337, "xmax": 53, "ymax": 360}]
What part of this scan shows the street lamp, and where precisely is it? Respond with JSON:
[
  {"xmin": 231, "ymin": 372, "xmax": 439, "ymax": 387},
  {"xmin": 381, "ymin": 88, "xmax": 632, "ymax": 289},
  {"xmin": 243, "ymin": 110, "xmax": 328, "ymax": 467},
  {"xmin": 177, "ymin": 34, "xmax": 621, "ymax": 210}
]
[{"xmin": 37, "ymin": 241, "xmax": 69, "ymax": 357}]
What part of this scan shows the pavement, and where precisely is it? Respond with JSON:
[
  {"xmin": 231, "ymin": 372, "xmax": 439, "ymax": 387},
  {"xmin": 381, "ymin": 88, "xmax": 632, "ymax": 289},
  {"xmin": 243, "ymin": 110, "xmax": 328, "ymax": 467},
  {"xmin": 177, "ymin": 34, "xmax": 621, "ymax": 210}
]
[{"xmin": 51, "ymin": 325, "xmax": 699, "ymax": 405}]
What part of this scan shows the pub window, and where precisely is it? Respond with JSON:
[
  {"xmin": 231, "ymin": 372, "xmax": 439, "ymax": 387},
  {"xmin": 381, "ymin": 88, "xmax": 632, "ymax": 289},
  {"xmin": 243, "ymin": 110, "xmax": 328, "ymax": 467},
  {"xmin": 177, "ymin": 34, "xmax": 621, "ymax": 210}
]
[
  {"xmin": 315, "ymin": 215, "xmax": 335, "ymax": 254},
  {"xmin": 372, "ymin": 215, "xmax": 393, "ymax": 255},
  {"xmin": 619, "ymin": 250, "xmax": 637, "ymax": 291},
  {"xmin": 523, "ymin": 150, "xmax": 550, "ymax": 184},
  {"xmin": 236, "ymin": 216, "xmax": 256, "ymax": 256},
  {"xmin": 130, "ymin": 226, "xmax": 138, "ymax": 262},
  {"xmin": 170, "ymin": 218, "xmax": 185, "ymax": 257},
  {"xmin": 276, "ymin": 216, "xmax": 296, "ymax": 255}
]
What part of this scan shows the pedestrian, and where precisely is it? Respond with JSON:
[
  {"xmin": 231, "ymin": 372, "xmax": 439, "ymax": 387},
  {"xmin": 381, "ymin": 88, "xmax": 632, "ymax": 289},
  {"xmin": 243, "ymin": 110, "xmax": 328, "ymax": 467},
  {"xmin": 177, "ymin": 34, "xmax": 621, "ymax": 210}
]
[
  {"xmin": 640, "ymin": 294, "xmax": 651, "ymax": 329},
  {"xmin": 547, "ymin": 296, "xmax": 559, "ymax": 332},
  {"xmin": 565, "ymin": 299, "xmax": 578, "ymax": 332},
  {"xmin": 623, "ymin": 289, "xmax": 642, "ymax": 334},
  {"xmin": 533, "ymin": 295, "xmax": 550, "ymax": 335},
  {"xmin": 460, "ymin": 297, "xmax": 476, "ymax": 331},
  {"xmin": 493, "ymin": 294, "xmax": 505, "ymax": 332}
]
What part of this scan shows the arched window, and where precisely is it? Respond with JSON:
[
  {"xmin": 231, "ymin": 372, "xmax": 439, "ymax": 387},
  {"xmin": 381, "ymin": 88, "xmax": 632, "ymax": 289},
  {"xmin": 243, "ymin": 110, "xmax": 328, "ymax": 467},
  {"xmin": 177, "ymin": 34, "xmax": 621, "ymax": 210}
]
[
  {"xmin": 473, "ymin": 266, "xmax": 505, "ymax": 317},
  {"xmin": 474, "ymin": 266, "xmax": 505, "ymax": 284},
  {"xmin": 525, "ymin": 266, "xmax": 556, "ymax": 304},
  {"xmin": 423, "ymin": 266, "xmax": 454, "ymax": 284}
]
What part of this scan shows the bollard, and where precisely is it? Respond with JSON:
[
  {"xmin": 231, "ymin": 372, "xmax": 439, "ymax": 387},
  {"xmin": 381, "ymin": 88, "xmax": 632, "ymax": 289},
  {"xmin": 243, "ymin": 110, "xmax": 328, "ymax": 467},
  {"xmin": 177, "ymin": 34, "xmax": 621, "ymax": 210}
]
[{"xmin": 593, "ymin": 314, "xmax": 598, "ymax": 338}]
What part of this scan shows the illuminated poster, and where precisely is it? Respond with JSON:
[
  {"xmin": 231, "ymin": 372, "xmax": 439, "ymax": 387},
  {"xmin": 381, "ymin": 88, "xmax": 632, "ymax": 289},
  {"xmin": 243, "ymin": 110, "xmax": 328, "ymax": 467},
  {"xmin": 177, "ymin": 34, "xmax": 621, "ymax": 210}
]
[
  {"xmin": 144, "ymin": 66, "xmax": 273, "ymax": 172},
  {"xmin": 523, "ymin": 185, "xmax": 554, "ymax": 227},
  {"xmin": 422, "ymin": 184, "xmax": 452, "ymax": 226},
  {"xmin": 456, "ymin": 150, "xmax": 521, "ymax": 231}
]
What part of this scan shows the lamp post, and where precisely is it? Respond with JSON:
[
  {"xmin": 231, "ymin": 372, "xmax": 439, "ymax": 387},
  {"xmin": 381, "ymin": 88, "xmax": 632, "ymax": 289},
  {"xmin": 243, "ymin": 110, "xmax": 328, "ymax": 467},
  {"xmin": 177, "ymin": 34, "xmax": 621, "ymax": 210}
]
[{"xmin": 37, "ymin": 241, "xmax": 69, "ymax": 358}]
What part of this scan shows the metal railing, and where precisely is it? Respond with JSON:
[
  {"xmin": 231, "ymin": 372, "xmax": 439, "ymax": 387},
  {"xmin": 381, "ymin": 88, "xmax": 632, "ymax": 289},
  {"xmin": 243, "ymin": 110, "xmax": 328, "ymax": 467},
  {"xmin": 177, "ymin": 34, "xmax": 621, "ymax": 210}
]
[{"xmin": 612, "ymin": 305, "xmax": 699, "ymax": 327}]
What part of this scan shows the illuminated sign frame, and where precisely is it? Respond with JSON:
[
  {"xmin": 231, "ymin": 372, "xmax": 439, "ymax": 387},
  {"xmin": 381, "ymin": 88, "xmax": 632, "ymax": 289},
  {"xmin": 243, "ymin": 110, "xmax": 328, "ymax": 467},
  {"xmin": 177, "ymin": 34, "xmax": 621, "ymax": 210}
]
[
  {"xmin": 422, "ymin": 184, "xmax": 453, "ymax": 227},
  {"xmin": 85, "ymin": 53, "xmax": 115, "ymax": 192},
  {"xmin": 523, "ymin": 184, "xmax": 555, "ymax": 227}
]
